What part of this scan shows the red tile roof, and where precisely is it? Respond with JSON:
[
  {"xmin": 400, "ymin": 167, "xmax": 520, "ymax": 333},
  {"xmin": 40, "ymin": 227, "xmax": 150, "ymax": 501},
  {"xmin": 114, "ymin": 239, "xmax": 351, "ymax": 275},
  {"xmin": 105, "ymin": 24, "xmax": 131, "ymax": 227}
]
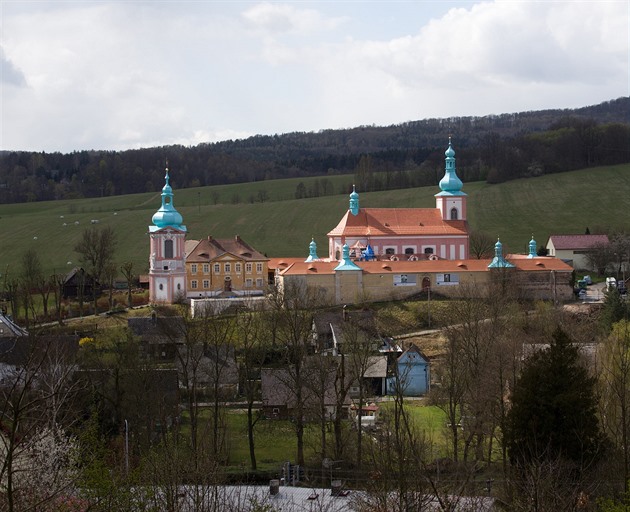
[
  {"xmin": 276, "ymin": 256, "xmax": 573, "ymax": 276},
  {"xmin": 327, "ymin": 208, "xmax": 468, "ymax": 238},
  {"xmin": 547, "ymin": 234, "xmax": 609, "ymax": 250},
  {"xmin": 187, "ymin": 235, "xmax": 267, "ymax": 262}
]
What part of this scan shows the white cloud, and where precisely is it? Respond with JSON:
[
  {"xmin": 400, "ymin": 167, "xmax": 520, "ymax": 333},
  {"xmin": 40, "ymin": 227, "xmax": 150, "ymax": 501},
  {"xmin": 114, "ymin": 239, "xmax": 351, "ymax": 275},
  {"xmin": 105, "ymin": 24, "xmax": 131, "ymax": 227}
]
[{"xmin": 0, "ymin": 1, "xmax": 627, "ymax": 152}]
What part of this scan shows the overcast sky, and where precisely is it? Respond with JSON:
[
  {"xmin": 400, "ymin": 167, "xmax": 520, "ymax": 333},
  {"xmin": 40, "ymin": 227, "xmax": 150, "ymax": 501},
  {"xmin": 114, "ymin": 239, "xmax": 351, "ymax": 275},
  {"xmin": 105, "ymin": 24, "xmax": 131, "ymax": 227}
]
[{"xmin": 1, "ymin": 1, "xmax": 628, "ymax": 153}]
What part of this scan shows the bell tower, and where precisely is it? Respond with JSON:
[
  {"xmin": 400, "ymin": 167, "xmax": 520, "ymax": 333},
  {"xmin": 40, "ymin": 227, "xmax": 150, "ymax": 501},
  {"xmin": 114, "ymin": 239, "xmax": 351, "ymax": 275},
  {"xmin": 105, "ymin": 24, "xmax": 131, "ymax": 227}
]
[
  {"xmin": 148, "ymin": 166, "xmax": 187, "ymax": 303},
  {"xmin": 435, "ymin": 137, "xmax": 467, "ymax": 221}
]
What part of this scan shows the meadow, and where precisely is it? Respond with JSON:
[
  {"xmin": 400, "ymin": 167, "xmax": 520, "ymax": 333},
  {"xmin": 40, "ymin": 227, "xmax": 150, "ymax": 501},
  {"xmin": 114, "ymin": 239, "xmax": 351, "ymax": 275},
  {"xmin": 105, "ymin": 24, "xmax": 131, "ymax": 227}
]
[{"xmin": 1, "ymin": 163, "xmax": 629, "ymax": 277}]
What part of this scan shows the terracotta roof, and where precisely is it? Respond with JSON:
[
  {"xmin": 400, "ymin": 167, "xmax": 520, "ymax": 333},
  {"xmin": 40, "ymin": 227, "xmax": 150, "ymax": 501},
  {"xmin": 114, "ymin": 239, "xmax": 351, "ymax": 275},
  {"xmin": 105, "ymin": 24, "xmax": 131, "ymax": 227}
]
[
  {"xmin": 277, "ymin": 256, "xmax": 573, "ymax": 276},
  {"xmin": 187, "ymin": 235, "xmax": 267, "ymax": 262},
  {"xmin": 328, "ymin": 208, "xmax": 468, "ymax": 238},
  {"xmin": 547, "ymin": 234, "xmax": 609, "ymax": 250}
]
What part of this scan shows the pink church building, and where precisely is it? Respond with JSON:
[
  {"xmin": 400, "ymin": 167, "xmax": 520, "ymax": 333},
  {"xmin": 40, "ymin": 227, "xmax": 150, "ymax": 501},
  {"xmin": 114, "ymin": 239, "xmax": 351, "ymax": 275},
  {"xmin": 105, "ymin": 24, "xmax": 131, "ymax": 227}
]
[
  {"xmin": 327, "ymin": 138, "xmax": 469, "ymax": 261},
  {"xmin": 148, "ymin": 168, "xmax": 187, "ymax": 304}
]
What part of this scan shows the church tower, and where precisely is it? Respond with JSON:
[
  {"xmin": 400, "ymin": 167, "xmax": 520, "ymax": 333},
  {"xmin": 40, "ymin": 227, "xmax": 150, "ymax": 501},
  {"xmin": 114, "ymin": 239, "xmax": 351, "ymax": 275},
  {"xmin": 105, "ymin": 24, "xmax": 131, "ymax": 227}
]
[
  {"xmin": 435, "ymin": 137, "xmax": 467, "ymax": 221},
  {"xmin": 149, "ymin": 166, "xmax": 187, "ymax": 303}
]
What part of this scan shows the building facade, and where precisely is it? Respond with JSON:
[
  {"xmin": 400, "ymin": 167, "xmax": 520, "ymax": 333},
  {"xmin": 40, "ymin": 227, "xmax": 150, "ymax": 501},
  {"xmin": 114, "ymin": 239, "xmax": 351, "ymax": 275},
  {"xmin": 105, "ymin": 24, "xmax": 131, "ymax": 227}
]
[
  {"xmin": 327, "ymin": 138, "xmax": 469, "ymax": 261},
  {"xmin": 185, "ymin": 235, "xmax": 269, "ymax": 298},
  {"xmin": 149, "ymin": 168, "xmax": 187, "ymax": 304}
]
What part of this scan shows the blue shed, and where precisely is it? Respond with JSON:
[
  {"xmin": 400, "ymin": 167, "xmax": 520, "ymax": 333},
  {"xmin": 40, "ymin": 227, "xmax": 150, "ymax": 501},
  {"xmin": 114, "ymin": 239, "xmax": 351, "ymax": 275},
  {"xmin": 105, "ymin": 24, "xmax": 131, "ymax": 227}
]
[{"xmin": 387, "ymin": 344, "xmax": 430, "ymax": 397}]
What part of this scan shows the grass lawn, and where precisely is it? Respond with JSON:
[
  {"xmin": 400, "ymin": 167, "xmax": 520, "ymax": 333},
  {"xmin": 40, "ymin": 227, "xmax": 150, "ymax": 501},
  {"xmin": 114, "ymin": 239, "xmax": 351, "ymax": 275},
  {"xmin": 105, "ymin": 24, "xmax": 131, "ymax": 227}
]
[{"xmin": 1, "ymin": 163, "xmax": 628, "ymax": 277}]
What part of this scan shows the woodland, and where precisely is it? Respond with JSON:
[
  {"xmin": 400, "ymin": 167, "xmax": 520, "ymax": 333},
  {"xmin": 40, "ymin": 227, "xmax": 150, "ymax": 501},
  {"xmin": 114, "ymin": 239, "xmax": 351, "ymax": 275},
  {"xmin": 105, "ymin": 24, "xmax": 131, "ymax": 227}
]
[{"xmin": 0, "ymin": 97, "xmax": 628, "ymax": 204}]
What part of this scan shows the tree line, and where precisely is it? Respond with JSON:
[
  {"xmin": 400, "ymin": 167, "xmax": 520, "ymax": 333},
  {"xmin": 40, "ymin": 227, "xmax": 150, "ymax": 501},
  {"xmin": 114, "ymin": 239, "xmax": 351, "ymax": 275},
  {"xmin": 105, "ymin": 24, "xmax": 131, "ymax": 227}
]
[{"xmin": 0, "ymin": 98, "xmax": 628, "ymax": 204}]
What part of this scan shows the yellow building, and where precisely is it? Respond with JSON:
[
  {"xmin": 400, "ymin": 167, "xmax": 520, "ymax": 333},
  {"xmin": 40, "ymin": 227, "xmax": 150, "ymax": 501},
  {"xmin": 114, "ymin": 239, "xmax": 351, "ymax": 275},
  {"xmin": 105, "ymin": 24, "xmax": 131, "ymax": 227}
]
[
  {"xmin": 185, "ymin": 235, "xmax": 269, "ymax": 298},
  {"xmin": 271, "ymin": 239, "xmax": 574, "ymax": 305}
]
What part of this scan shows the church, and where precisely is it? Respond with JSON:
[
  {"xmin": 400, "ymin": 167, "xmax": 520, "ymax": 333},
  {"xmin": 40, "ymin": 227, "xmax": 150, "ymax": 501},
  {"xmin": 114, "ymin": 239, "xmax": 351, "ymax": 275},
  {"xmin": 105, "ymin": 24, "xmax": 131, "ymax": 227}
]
[
  {"xmin": 327, "ymin": 138, "xmax": 469, "ymax": 262},
  {"xmin": 148, "ymin": 140, "xmax": 573, "ymax": 306}
]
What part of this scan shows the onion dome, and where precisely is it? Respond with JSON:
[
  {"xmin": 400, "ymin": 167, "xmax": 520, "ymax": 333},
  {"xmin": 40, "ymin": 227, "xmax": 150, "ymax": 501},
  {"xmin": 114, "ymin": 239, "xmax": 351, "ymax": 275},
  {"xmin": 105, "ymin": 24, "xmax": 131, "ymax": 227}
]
[{"xmin": 151, "ymin": 167, "xmax": 186, "ymax": 231}]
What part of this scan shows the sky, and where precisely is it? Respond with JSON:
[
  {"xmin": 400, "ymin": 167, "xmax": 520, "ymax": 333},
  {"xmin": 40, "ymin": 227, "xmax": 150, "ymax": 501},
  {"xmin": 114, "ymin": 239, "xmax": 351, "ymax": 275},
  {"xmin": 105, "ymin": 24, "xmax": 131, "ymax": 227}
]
[{"xmin": 1, "ymin": 0, "xmax": 628, "ymax": 153}]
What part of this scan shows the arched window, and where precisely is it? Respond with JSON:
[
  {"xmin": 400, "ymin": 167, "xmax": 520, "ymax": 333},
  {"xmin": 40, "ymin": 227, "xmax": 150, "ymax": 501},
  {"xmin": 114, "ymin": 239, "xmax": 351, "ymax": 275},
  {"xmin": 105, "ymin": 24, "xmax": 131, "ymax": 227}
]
[
  {"xmin": 422, "ymin": 277, "xmax": 431, "ymax": 291},
  {"xmin": 404, "ymin": 248, "xmax": 414, "ymax": 255},
  {"xmin": 450, "ymin": 208, "xmax": 458, "ymax": 220},
  {"xmin": 164, "ymin": 239, "xmax": 174, "ymax": 258},
  {"xmin": 385, "ymin": 248, "xmax": 395, "ymax": 255},
  {"xmin": 159, "ymin": 284, "xmax": 164, "ymax": 291},
  {"xmin": 424, "ymin": 247, "xmax": 434, "ymax": 255}
]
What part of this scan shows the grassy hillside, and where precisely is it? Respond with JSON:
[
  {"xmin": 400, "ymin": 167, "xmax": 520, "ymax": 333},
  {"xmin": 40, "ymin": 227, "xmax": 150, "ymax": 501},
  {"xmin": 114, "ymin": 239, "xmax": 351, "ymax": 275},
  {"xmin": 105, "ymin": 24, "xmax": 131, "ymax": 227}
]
[{"xmin": 1, "ymin": 164, "xmax": 628, "ymax": 278}]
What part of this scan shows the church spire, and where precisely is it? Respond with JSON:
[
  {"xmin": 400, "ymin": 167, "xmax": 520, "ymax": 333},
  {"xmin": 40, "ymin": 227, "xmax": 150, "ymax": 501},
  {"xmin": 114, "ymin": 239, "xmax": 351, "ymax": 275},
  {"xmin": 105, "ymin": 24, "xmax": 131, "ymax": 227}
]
[
  {"xmin": 349, "ymin": 185, "xmax": 360, "ymax": 216},
  {"xmin": 151, "ymin": 164, "xmax": 186, "ymax": 231},
  {"xmin": 438, "ymin": 136, "xmax": 464, "ymax": 194}
]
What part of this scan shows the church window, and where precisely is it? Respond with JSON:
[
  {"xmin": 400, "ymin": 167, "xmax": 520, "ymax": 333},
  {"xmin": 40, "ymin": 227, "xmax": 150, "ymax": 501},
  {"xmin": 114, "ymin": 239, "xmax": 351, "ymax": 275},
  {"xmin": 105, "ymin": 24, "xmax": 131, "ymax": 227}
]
[
  {"xmin": 177, "ymin": 284, "xmax": 181, "ymax": 290},
  {"xmin": 385, "ymin": 248, "xmax": 395, "ymax": 255},
  {"xmin": 203, "ymin": 264, "xmax": 209, "ymax": 273},
  {"xmin": 214, "ymin": 264, "xmax": 220, "ymax": 273},
  {"xmin": 164, "ymin": 240, "xmax": 174, "ymax": 258},
  {"xmin": 225, "ymin": 263, "xmax": 231, "ymax": 273},
  {"xmin": 191, "ymin": 264, "xmax": 197, "ymax": 274},
  {"xmin": 404, "ymin": 248, "xmax": 414, "ymax": 255},
  {"xmin": 450, "ymin": 208, "xmax": 458, "ymax": 220},
  {"xmin": 246, "ymin": 263, "xmax": 253, "ymax": 273},
  {"xmin": 159, "ymin": 284, "xmax": 164, "ymax": 291},
  {"xmin": 424, "ymin": 247, "xmax": 434, "ymax": 255},
  {"xmin": 191, "ymin": 280, "xmax": 198, "ymax": 289}
]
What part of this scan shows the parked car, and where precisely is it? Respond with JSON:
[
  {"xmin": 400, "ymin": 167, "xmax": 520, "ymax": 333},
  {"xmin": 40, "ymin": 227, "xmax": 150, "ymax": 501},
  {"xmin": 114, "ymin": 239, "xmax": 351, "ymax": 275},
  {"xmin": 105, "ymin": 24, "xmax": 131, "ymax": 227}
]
[{"xmin": 583, "ymin": 275, "xmax": 593, "ymax": 285}]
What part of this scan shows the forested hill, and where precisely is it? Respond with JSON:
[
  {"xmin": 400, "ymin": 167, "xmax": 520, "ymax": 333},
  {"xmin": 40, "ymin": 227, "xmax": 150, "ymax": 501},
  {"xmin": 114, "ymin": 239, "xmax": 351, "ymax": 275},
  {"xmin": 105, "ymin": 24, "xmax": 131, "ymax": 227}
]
[{"xmin": 1, "ymin": 97, "xmax": 628, "ymax": 204}]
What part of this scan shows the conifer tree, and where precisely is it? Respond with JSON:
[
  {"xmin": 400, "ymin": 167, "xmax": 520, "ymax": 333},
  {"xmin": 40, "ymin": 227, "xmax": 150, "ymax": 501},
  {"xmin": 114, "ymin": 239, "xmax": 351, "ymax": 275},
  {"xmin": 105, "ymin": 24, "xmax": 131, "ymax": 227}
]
[{"xmin": 506, "ymin": 327, "xmax": 604, "ymax": 467}]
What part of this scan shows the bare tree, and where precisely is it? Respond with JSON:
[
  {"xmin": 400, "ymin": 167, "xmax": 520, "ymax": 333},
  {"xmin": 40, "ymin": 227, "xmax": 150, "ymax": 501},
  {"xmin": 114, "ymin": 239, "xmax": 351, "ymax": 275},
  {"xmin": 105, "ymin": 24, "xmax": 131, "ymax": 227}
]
[
  {"xmin": 74, "ymin": 225, "xmax": 117, "ymax": 314},
  {"xmin": 120, "ymin": 261, "xmax": 135, "ymax": 309},
  {"xmin": 0, "ymin": 336, "xmax": 80, "ymax": 512},
  {"xmin": 469, "ymin": 230, "xmax": 496, "ymax": 259}
]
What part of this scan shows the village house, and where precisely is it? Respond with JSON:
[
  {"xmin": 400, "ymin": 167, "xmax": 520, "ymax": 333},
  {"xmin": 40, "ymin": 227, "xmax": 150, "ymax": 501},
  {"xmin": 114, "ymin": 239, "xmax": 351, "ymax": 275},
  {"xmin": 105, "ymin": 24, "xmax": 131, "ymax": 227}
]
[{"xmin": 546, "ymin": 234, "xmax": 609, "ymax": 270}]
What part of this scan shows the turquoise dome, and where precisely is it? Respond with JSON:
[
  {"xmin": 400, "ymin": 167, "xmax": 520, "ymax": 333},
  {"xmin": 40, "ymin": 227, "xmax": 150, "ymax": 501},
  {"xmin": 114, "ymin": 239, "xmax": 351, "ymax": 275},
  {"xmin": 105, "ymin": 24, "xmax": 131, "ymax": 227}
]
[
  {"xmin": 439, "ymin": 138, "xmax": 463, "ymax": 194},
  {"xmin": 152, "ymin": 169, "xmax": 185, "ymax": 230}
]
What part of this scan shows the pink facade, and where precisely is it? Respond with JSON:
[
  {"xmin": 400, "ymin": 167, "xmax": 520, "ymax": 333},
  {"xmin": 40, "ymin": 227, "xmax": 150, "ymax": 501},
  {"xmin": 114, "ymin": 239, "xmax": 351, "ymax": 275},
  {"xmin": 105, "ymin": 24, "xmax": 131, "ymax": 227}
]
[{"xmin": 149, "ymin": 228, "xmax": 187, "ymax": 303}]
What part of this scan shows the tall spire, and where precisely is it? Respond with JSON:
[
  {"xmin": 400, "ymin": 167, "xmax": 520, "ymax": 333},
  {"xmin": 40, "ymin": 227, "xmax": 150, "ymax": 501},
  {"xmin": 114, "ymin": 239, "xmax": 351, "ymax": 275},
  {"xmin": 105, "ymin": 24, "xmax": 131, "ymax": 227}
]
[
  {"xmin": 438, "ymin": 136, "xmax": 464, "ymax": 194},
  {"xmin": 151, "ymin": 164, "xmax": 186, "ymax": 231},
  {"xmin": 349, "ymin": 185, "xmax": 360, "ymax": 216}
]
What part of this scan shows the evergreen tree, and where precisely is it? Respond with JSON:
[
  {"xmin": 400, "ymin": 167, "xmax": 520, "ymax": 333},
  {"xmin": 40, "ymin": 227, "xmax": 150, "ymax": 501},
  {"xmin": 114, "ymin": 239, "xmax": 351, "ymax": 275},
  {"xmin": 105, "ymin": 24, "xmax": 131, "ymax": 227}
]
[{"xmin": 506, "ymin": 327, "xmax": 604, "ymax": 467}]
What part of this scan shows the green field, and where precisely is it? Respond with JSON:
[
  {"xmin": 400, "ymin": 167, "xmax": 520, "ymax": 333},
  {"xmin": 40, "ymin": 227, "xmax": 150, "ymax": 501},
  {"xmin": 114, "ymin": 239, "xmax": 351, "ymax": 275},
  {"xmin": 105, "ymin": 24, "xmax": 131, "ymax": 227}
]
[{"xmin": 1, "ymin": 164, "xmax": 629, "ymax": 277}]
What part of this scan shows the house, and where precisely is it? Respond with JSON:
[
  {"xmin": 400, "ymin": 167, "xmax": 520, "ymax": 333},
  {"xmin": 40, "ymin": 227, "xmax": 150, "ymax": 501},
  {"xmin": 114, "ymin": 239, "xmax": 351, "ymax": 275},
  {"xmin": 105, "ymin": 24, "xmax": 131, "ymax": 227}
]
[
  {"xmin": 387, "ymin": 345, "xmax": 431, "ymax": 397},
  {"xmin": 350, "ymin": 355, "xmax": 388, "ymax": 397},
  {"xmin": 62, "ymin": 267, "xmax": 100, "ymax": 299},
  {"xmin": 261, "ymin": 359, "xmax": 349, "ymax": 420},
  {"xmin": 349, "ymin": 402, "xmax": 380, "ymax": 427},
  {"xmin": 311, "ymin": 309, "xmax": 378, "ymax": 355},
  {"xmin": 546, "ymin": 234, "xmax": 609, "ymax": 270},
  {"xmin": 185, "ymin": 235, "xmax": 269, "ymax": 298},
  {"xmin": 327, "ymin": 138, "xmax": 469, "ymax": 261},
  {"xmin": 128, "ymin": 315, "xmax": 184, "ymax": 362}
]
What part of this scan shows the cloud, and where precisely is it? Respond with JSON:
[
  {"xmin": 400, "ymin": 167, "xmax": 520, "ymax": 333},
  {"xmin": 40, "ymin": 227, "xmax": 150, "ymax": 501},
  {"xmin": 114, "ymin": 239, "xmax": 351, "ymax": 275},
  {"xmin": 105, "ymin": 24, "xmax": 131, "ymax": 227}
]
[
  {"xmin": 242, "ymin": 2, "xmax": 346, "ymax": 36},
  {"xmin": 0, "ymin": 47, "xmax": 26, "ymax": 86},
  {"xmin": 0, "ymin": 1, "xmax": 627, "ymax": 152}
]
